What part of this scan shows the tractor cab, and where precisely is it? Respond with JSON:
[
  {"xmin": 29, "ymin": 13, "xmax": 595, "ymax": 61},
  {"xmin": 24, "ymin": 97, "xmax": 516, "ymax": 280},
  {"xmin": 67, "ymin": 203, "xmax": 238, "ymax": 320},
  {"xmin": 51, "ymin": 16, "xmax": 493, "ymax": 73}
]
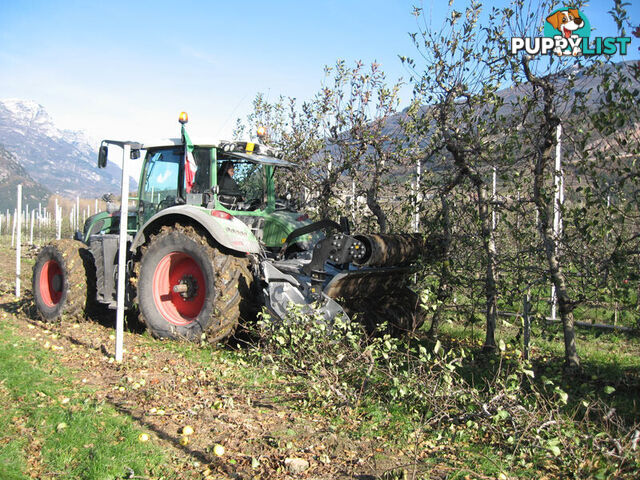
[
  {"xmin": 211, "ymin": 141, "xmax": 318, "ymax": 252},
  {"xmin": 92, "ymin": 113, "xmax": 317, "ymax": 254}
]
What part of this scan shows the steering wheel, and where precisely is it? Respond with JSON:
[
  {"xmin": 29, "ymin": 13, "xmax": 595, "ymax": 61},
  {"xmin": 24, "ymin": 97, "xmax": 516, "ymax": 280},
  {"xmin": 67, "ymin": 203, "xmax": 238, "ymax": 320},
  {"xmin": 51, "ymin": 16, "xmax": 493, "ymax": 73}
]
[
  {"xmin": 246, "ymin": 198, "xmax": 263, "ymax": 211},
  {"xmin": 275, "ymin": 198, "xmax": 296, "ymax": 211},
  {"xmin": 157, "ymin": 195, "xmax": 176, "ymax": 210}
]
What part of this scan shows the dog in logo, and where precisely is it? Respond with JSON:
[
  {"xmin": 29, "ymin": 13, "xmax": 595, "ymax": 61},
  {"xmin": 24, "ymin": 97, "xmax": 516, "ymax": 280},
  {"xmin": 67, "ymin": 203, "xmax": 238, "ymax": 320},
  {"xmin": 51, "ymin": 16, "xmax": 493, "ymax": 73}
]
[{"xmin": 546, "ymin": 8, "xmax": 584, "ymax": 55}]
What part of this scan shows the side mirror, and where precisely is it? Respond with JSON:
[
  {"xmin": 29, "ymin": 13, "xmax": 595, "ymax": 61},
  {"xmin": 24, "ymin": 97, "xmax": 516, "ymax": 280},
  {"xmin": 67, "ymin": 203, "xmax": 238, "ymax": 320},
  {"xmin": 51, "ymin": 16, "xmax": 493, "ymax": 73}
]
[
  {"xmin": 98, "ymin": 144, "xmax": 108, "ymax": 168},
  {"xmin": 130, "ymin": 149, "xmax": 140, "ymax": 160}
]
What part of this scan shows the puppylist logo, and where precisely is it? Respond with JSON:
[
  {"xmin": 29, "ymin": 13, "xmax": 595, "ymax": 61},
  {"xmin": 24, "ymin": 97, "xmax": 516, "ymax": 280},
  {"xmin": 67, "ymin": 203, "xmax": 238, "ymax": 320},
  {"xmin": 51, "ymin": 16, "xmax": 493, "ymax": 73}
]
[{"xmin": 510, "ymin": 7, "xmax": 631, "ymax": 56}]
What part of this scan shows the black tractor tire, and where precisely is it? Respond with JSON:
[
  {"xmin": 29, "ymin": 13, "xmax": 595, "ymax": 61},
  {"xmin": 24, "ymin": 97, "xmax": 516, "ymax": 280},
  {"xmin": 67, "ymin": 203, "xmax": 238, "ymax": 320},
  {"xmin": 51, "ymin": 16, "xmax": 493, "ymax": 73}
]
[
  {"xmin": 32, "ymin": 239, "xmax": 96, "ymax": 322},
  {"xmin": 353, "ymin": 287, "xmax": 426, "ymax": 336},
  {"xmin": 137, "ymin": 224, "xmax": 253, "ymax": 343}
]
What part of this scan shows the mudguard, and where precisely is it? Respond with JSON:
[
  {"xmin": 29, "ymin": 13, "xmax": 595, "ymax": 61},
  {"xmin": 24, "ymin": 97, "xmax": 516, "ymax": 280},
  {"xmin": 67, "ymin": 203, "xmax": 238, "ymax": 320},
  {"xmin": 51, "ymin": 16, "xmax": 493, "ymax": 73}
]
[{"xmin": 130, "ymin": 205, "xmax": 260, "ymax": 254}]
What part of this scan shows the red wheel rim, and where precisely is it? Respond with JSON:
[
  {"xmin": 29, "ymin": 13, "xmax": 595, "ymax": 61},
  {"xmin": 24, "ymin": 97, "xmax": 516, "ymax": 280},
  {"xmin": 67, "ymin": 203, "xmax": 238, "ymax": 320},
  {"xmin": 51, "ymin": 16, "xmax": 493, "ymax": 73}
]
[
  {"xmin": 152, "ymin": 252, "xmax": 207, "ymax": 326},
  {"xmin": 39, "ymin": 259, "xmax": 63, "ymax": 307}
]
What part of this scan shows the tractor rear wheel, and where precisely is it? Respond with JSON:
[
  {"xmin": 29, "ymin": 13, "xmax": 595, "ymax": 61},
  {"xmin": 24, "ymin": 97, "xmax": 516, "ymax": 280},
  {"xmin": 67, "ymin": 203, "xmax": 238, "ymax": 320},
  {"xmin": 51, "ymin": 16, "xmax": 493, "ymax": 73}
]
[
  {"xmin": 137, "ymin": 224, "xmax": 252, "ymax": 343},
  {"xmin": 32, "ymin": 239, "xmax": 96, "ymax": 322}
]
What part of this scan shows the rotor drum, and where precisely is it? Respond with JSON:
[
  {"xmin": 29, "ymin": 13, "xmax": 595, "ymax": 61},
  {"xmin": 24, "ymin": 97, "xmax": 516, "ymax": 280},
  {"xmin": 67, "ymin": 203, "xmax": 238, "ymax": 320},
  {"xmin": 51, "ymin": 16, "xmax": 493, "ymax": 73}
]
[{"xmin": 352, "ymin": 234, "xmax": 424, "ymax": 267}]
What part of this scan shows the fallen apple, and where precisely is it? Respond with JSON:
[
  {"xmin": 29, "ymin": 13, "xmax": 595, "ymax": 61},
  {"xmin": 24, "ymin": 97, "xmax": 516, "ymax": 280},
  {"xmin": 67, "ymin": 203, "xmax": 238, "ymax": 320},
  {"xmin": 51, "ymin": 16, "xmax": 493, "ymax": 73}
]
[{"xmin": 213, "ymin": 444, "xmax": 225, "ymax": 457}]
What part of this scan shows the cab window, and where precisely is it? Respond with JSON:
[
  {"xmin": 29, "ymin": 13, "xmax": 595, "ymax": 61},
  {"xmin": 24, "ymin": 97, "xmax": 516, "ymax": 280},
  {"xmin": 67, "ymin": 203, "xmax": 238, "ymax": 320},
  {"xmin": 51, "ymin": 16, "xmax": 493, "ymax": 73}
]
[
  {"xmin": 140, "ymin": 148, "xmax": 181, "ymax": 222},
  {"xmin": 189, "ymin": 147, "xmax": 211, "ymax": 193}
]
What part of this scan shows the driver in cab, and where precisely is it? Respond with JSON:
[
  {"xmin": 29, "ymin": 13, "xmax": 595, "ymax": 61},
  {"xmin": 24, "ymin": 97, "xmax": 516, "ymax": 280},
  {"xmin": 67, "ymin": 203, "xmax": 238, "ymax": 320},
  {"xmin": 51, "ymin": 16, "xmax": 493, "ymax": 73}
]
[{"xmin": 218, "ymin": 161, "xmax": 243, "ymax": 207}]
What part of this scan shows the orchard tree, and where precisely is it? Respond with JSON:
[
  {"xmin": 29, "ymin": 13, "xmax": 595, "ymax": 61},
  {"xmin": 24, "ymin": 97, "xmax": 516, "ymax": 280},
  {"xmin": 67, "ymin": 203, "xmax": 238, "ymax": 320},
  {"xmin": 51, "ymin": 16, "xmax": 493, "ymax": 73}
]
[
  {"xmin": 498, "ymin": 0, "xmax": 639, "ymax": 369},
  {"xmin": 312, "ymin": 60, "xmax": 406, "ymax": 232},
  {"xmin": 237, "ymin": 61, "xmax": 407, "ymax": 231},
  {"xmin": 403, "ymin": 1, "xmax": 510, "ymax": 348}
]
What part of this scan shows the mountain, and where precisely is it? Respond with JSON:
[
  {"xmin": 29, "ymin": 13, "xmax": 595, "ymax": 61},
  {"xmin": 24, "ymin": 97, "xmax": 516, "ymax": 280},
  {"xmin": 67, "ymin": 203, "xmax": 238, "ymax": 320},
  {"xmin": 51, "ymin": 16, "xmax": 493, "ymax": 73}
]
[
  {"xmin": 0, "ymin": 99, "xmax": 137, "ymax": 198},
  {"xmin": 0, "ymin": 143, "xmax": 50, "ymax": 212},
  {"xmin": 372, "ymin": 60, "xmax": 639, "ymax": 175}
]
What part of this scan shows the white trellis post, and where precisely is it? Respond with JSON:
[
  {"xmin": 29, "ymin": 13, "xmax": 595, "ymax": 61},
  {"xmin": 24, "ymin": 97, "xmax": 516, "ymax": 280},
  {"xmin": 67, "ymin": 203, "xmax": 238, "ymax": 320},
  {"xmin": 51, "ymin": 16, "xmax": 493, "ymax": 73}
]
[
  {"xmin": 11, "ymin": 209, "xmax": 16, "ymax": 247},
  {"xmin": 115, "ymin": 143, "xmax": 131, "ymax": 363},
  {"xmin": 16, "ymin": 185, "xmax": 22, "ymax": 298},
  {"xmin": 95, "ymin": 198, "xmax": 98, "ymax": 215},
  {"xmin": 415, "ymin": 158, "xmax": 422, "ymax": 233},
  {"xmin": 30, "ymin": 210, "xmax": 35, "ymax": 245},
  {"xmin": 492, "ymin": 166, "xmax": 497, "ymax": 232},
  {"xmin": 56, "ymin": 206, "xmax": 62, "ymax": 240},
  {"xmin": 54, "ymin": 200, "xmax": 58, "ymax": 239},
  {"xmin": 523, "ymin": 292, "xmax": 531, "ymax": 360},
  {"xmin": 76, "ymin": 196, "xmax": 80, "ymax": 231},
  {"xmin": 551, "ymin": 124, "xmax": 564, "ymax": 321},
  {"xmin": 351, "ymin": 179, "xmax": 356, "ymax": 223}
]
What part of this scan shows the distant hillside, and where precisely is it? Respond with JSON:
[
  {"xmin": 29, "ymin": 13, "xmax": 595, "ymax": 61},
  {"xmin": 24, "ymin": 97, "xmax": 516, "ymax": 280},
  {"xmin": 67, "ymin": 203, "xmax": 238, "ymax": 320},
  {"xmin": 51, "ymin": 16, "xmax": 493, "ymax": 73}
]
[
  {"xmin": 0, "ymin": 99, "xmax": 137, "ymax": 198},
  {"xmin": 0, "ymin": 144, "xmax": 50, "ymax": 212},
  {"xmin": 375, "ymin": 60, "xmax": 639, "ymax": 176}
]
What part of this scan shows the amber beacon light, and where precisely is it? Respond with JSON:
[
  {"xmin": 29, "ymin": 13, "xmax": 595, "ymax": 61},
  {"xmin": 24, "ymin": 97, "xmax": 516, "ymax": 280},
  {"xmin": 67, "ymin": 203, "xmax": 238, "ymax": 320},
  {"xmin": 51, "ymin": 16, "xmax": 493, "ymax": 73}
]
[{"xmin": 178, "ymin": 111, "xmax": 189, "ymax": 124}]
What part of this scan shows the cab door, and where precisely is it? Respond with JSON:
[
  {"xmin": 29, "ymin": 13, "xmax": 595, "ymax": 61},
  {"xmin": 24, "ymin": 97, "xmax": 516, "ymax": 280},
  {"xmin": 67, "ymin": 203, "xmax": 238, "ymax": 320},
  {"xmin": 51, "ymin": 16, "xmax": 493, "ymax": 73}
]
[{"xmin": 138, "ymin": 147, "xmax": 183, "ymax": 225}]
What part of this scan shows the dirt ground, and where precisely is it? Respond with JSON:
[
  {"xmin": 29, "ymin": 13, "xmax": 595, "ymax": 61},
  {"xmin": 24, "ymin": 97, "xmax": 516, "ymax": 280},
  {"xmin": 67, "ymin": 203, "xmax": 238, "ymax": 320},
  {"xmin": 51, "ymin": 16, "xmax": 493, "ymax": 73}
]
[{"xmin": 0, "ymin": 244, "xmax": 418, "ymax": 480}]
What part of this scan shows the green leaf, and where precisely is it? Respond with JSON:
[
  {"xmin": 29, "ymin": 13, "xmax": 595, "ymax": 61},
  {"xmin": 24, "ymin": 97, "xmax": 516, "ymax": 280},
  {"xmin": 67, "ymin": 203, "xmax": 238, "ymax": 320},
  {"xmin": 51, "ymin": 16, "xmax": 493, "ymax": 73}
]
[
  {"xmin": 495, "ymin": 409, "xmax": 509, "ymax": 421},
  {"xmin": 498, "ymin": 339, "xmax": 506, "ymax": 352},
  {"xmin": 434, "ymin": 340, "xmax": 442, "ymax": 355},
  {"xmin": 555, "ymin": 388, "xmax": 569, "ymax": 404},
  {"xmin": 603, "ymin": 386, "xmax": 616, "ymax": 395},
  {"xmin": 549, "ymin": 445, "xmax": 561, "ymax": 457}
]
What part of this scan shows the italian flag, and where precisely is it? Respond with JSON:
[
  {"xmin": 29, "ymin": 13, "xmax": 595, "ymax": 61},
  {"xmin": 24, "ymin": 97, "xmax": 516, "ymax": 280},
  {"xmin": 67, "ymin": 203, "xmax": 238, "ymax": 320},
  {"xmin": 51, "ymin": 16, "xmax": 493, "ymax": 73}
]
[{"xmin": 182, "ymin": 125, "xmax": 197, "ymax": 193}]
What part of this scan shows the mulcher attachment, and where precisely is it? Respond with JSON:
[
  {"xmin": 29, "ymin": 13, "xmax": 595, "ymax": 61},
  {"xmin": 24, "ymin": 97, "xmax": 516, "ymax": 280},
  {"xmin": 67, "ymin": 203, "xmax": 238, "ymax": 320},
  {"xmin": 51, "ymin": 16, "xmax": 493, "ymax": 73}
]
[{"xmin": 264, "ymin": 228, "xmax": 427, "ymax": 335}]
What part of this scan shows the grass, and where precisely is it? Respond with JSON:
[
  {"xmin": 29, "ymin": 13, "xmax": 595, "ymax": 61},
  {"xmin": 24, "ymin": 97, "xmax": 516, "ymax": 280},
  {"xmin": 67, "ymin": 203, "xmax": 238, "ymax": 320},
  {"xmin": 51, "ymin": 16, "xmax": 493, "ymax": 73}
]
[
  {"xmin": 435, "ymin": 316, "xmax": 640, "ymax": 425},
  {"xmin": 128, "ymin": 303, "xmax": 640, "ymax": 478},
  {"xmin": 1, "ymin": 234, "xmax": 639, "ymax": 478},
  {"xmin": 0, "ymin": 320, "xmax": 169, "ymax": 479}
]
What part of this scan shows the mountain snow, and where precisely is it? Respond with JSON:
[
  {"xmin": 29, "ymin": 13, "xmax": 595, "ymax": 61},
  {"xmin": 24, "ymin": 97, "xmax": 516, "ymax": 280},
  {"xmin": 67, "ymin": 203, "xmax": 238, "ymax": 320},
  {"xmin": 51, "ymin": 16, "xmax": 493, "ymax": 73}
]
[{"xmin": 0, "ymin": 99, "xmax": 136, "ymax": 197}]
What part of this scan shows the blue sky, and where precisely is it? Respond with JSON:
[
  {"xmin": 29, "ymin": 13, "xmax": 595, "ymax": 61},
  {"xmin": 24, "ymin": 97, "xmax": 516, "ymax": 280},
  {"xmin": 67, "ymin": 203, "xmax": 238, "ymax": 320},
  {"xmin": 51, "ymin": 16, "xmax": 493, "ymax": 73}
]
[{"xmin": 0, "ymin": 0, "xmax": 638, "ymax": 144}]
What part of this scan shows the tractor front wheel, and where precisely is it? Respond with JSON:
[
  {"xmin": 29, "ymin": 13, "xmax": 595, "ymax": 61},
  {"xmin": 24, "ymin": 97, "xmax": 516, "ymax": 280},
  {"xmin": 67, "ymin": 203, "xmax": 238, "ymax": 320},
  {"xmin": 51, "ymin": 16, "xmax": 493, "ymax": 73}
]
[{"xmin": 137, "ymin": 225, "xmax": 252, "ymax": 343}]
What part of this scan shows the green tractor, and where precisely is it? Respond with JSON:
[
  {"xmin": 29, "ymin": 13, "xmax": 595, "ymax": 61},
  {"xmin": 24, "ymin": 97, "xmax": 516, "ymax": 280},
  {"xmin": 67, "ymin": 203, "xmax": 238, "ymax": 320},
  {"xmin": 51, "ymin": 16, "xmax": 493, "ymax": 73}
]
[{"xmin": 32, "ymin": 113, "xmax": 426, "ymax": 343}]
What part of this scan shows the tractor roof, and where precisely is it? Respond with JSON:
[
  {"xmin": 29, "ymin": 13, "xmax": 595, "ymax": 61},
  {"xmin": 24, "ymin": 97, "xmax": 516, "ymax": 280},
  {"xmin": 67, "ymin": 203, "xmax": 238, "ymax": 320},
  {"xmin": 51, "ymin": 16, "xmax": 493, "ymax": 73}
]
[
  {"xmin": 139, "ymin": 138, "xmax": 296, "ymax": 167},
  {"xmin": 140, "ymin": 137, "xmax": 217, "ymax": 149},
  {"xmin": 221, "ymin": 150, "xmax": 296, "ymax": 167}
]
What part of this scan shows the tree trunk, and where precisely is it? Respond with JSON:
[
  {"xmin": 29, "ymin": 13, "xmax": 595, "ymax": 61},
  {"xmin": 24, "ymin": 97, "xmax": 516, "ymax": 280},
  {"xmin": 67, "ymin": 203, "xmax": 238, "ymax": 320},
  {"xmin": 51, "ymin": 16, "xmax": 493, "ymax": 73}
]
[
  {"xmin": 445, "ymin": 138, "xmax": 499, "ymax": 351},
  {"xmin": 318, "ymin": 180, "xmax": 333, "ymax": 220},
  {"xmin": 477, "ymin": 183, "xmax": 498, "ymax": 350},
  {"xmin": 522, "ymin": 58, "xmax": 580, "ymax": 371},
  {"xmin": 428, "ymin": 194, "xmax": 453, "ymax": 338},
  {"xmin": 366, "ymin": 187, "xmax": 387, "ymax": 233},
  {"xmin": 533, "ymin": 168, "xmax": 581, "ymax": 370}
]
